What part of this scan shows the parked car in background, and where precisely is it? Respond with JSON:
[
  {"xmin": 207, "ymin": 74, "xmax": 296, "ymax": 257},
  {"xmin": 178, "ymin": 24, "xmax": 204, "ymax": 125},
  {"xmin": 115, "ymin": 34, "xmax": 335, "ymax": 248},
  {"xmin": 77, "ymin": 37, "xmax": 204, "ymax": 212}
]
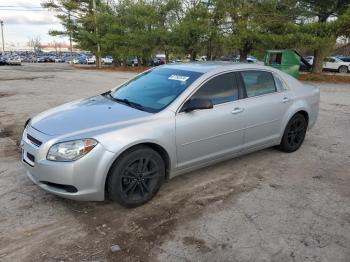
[
  {"xmin": 0, "ymin": 51, "xmax": 98, "ymax": 64},
  {"xmin": 304, "ymin": 56, "xmax": 314, "ymax": 65},
  {"xmin": 71, "ymin": 58, "xmax": 80, "ymax": 64},
  {"xmin": 6, "ymin": 56, "xmax": 22, "ymax": 65},
  {"xmin": 246, "ymin": 56, "xmax": 258, "ymax": 63},
  {"xmin": 217, "ymin": 55, "xmax": 258, "ymax": 63},
  {"xmin": 0, "ymin": 56, "xmax": 7, "ymax": 65},
  {"xmin": 87, "ymin": 56, "xmax": 96, "ymax": 64},
  {"xmin": 218, "ymin": 56, "xmax": 237, "ymax": 62},
  {"xmin": 69, "ymin": 56, "xmax": 89, "ymax": 65},
  {"xmin": 323, "ymin": 56, "xmax": 349, "ymax": 73},
  {"xmin": 196, "ymin": 56, "xmax": 207, "ymax": 62},
  {"xmin": 21, "ymin": 55, "xmax": 36, "ymax": 63},
  {"xmin": 150, "ymin": 57, "xmax": 166, "ymax": 66},
  {"xmin": 126, "ymin": 57, "xmax": 138, "ymax": 66},
  {"xmin": 102, "ymin": 56, "xmax": 113, "ymax": 65},
  {"xmin": 303, "ymin": 56, "xmax": 349, "ymax": 73},
  {"xmin": 22, "ymin": 63, "xmax": 319, "ymax": 207},
  {"xmin": 36, "ymin": 56, "xmax": 47, "ymax": 63},
  {"xmin": 78, "ymin": 57, "xmax": 88, "ymax": 64},
  {"xmin": 54, "ymin": 57, "xmax": 64, "ymax": 63}
]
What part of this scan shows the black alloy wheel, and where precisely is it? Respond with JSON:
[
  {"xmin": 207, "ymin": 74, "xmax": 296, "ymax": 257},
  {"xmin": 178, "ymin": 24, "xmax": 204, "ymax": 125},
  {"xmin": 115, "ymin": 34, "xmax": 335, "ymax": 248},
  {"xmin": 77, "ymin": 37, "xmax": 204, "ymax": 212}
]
[
  {"xmin": 107, "ymin": 146, "xmax": 165, "ymax": 207},
  {"xmin": 278, "ymin": 113, "xmax": 307, "ymax": 153}
]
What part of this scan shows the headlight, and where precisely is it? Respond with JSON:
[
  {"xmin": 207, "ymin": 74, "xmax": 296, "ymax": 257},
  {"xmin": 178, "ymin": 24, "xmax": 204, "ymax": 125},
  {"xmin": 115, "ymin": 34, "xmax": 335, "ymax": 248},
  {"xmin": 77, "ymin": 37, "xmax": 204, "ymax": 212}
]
[{"xmin": 47, "ymin": 139, "xmax": 98, "ymax": 161}]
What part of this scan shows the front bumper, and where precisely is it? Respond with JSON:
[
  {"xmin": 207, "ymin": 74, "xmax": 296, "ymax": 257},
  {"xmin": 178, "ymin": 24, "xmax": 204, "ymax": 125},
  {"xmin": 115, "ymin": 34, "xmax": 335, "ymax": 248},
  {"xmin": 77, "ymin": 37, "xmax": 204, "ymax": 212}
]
[{"xmin": 21, "ymin": 126, "xmax": 115, "ymax": 201}]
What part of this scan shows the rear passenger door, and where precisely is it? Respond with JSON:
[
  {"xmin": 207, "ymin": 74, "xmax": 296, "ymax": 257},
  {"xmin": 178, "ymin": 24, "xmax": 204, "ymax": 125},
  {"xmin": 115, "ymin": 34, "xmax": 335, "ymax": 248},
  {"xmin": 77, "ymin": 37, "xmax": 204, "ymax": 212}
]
[{"xmin": 237, "ymin": 70, "xmax": 291, "ymax": 149}]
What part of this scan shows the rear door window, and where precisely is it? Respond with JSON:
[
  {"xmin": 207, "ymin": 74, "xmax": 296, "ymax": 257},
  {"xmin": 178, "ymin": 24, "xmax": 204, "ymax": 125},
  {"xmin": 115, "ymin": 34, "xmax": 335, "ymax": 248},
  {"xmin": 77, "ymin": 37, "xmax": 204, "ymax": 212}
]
[{"xmin": 240, "ymin": 71, "xmax": 276, "ymax": 98}]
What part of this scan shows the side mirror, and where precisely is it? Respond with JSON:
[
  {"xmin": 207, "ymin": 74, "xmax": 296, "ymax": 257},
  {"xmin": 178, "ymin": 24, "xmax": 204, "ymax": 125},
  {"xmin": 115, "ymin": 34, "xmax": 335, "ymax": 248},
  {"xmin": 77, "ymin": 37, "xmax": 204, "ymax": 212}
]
[{"xmin": 182, "ymin": 98, "xmax": 213, "ymax": 113}]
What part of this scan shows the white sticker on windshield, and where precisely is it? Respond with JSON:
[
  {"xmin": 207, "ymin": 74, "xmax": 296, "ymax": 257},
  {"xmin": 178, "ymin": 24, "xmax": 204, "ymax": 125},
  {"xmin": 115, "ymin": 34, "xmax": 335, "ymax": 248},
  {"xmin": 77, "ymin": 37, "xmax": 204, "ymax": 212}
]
[{"xmin": 168, "ymin": 75, "xmax": 190, "ymax": 81}]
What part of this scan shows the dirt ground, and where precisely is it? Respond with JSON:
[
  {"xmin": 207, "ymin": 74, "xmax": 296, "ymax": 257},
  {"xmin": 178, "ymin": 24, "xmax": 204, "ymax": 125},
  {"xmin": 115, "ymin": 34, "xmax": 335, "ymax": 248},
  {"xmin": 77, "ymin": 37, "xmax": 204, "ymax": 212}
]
[{"xmin": 0, "ymin": 63, "xmax": 349, "ymax": 262}]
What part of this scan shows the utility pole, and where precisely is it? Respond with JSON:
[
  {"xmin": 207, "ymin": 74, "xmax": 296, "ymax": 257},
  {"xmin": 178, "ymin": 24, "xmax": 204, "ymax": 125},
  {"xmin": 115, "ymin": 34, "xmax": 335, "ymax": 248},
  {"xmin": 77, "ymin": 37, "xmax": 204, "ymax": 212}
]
[
  {"xmin": 92, "ymin": 0, "xmax": 101, "ymax": 68},
  {"xmin": 0, "ymin": 21, "xmax": 4, "ymax": 53},
  {"xmin": 68, "ymin": 12, "xmax": 73, "ymax": 63}
]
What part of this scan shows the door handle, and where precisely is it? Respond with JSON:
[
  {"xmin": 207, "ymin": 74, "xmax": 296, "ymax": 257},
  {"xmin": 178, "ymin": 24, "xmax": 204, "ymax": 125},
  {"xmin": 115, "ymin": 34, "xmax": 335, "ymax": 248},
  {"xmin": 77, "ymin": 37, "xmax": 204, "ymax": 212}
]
[
  {"xmin": 231, "ymin": 107, "xmax": 244, "ymax": 114},
  {"xmin": 282, "ymin": 97, "xmax": 290, "ymax": 103}
]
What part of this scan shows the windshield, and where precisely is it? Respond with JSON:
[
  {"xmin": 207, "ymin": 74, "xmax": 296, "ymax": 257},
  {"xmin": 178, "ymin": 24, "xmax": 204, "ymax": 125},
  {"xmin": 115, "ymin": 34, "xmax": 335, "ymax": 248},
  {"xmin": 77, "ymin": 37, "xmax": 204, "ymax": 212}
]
[{"xmin": 109, "ymin": 67, "xmax": 203, "ymax": 113}]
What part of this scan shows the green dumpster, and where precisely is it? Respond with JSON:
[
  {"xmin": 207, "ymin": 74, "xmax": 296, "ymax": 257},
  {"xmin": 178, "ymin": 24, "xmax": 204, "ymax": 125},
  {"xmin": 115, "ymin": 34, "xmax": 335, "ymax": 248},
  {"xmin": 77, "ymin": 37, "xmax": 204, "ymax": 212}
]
[{"xmin": 264, "ymin": 49, "xmax": 301, "ymax": 78}]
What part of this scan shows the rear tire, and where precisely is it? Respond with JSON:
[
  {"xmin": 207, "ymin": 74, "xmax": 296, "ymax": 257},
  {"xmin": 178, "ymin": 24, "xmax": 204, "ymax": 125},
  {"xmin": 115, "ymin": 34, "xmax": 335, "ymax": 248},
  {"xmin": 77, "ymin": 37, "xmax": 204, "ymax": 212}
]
[
  {"xmin": 338, "ymin": 65, "xmax": 348, "ymax": 73},
  {"xmin": 107, "ymin": 146, "xmax": 165, "ymax": 208},
  {"xmin": 277, "ymin": 113, "xmax": 307, "ymax": 153}
]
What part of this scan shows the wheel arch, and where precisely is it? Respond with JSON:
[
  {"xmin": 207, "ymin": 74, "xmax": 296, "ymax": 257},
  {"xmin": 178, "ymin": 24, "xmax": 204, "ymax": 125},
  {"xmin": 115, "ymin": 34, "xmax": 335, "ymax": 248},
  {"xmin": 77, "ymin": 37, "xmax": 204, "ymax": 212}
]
[
  {"xmin": 338, "ymin": 65, "xmax": 349, "ymax": 72},
  {"xmin": 277, "ymin": 110, "xmax": 309, "ymax": 152},
  {"xmin": 141, "ymin": 142, "xmax": 171, "ymax": 179},
  {"xmin": 297, "ymin": 110, "xmax": 309, "ymax": 125},
  {"xmin": 280, "ymin": 104, "xmax": 310, "ymax": 143},
  {"xmin": 284, "ymin": 110, "xmax": 309, "ymax": 130}
]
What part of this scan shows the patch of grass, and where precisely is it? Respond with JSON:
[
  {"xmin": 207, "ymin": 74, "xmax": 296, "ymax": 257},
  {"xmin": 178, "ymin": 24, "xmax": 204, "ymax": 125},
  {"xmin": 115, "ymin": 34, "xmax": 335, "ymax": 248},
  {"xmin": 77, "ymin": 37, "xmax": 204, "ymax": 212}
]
[{"xmin": 299, "ymin": 73, "xmax": 350, "ymax": 83}]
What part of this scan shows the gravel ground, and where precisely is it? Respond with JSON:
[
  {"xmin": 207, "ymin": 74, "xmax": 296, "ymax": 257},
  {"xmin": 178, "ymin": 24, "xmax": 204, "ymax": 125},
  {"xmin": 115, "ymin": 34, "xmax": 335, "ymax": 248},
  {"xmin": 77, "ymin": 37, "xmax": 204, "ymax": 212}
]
[{"xmin": 0, "ymin": 63, "xmax": 349, "ymax": 262}]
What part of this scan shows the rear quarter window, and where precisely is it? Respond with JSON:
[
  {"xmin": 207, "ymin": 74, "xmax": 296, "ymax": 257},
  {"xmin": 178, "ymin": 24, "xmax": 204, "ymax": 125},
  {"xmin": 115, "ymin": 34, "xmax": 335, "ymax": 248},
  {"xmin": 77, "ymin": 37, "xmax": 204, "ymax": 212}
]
[
  {"xmin": 273, "ymin": 73, "xmax": 288, "ymax": 91},
  {"xmin": 240, "ymin": 71, "xmax": 276, "ymax": 97}
]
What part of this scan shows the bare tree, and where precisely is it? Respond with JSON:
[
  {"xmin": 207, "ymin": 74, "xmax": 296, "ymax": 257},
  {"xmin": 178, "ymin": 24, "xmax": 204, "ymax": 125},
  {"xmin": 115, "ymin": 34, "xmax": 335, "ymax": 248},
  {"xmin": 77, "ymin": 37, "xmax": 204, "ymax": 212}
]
[{"xmin": 27, "ymin": 36, "xmax": 42, "ymax": 53}]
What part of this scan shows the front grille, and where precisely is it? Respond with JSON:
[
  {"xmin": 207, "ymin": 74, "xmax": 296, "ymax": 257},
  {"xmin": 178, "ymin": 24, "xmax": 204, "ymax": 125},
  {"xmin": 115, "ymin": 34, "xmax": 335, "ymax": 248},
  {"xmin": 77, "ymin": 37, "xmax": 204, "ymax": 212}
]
[
  {"xmin": 27, "ymin": 134, "xmax": 42, "ymax": 147},
  {"xmin": 27, "ymin": 152, "xmax": 35, "ymax": 162}
]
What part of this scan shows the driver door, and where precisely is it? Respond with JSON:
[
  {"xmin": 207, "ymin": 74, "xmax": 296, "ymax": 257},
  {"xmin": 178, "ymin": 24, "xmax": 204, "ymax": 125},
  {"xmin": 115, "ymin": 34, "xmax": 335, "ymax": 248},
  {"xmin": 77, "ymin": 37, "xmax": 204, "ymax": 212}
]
[{"xmin": 175, "ymin": 72, "xmax": 245, "ymax": 170}]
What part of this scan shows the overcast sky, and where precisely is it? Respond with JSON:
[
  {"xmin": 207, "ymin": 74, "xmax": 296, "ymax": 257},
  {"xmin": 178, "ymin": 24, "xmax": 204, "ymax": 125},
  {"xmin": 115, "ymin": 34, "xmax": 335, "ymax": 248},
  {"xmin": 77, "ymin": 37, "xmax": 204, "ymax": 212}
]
[{"xmin": 0, "ymin": 0, "xmax": 67, "ymax": 49}]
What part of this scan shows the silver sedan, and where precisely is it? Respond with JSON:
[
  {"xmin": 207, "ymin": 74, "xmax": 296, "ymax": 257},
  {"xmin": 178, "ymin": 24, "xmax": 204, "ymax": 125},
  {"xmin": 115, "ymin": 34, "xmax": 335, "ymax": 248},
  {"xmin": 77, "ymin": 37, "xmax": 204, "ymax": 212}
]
[{"xmin": 21, "ymin": 63, "xmax": 320, "ymax": 207}]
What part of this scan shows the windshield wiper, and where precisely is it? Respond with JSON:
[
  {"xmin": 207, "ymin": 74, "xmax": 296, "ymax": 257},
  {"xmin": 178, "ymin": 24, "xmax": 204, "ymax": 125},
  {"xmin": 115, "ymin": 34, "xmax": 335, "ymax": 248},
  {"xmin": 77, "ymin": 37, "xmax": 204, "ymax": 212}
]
[
  {"xmin": 102, "ymin": 92, "xmax": 145, "ymax": 111},
  {"xmin": 115, "ymin": 98, "xmax": 145, "ymax": 111},
  {"xmin": 101, "ymin": 90, "xmax": 112, "ymax": 96},
  {"xmin": 101, "ymin": 91, "xmax": 146, "ymax": 111}
]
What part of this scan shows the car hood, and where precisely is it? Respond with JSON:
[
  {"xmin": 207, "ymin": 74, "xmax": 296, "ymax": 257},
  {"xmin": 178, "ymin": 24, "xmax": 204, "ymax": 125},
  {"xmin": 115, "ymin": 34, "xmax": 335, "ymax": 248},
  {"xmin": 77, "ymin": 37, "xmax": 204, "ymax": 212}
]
[{"xmin": 31, "ymin": 95, "xmax": 151, "ymax": 136}]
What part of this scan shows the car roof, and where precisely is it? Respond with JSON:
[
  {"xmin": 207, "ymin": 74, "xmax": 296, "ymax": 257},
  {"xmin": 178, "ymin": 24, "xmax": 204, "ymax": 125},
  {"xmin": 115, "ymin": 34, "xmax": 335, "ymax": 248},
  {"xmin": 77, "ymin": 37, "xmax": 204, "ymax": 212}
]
[{"xmin": 161, "ymin": 62, "xmax": 269, "ymax": 73}]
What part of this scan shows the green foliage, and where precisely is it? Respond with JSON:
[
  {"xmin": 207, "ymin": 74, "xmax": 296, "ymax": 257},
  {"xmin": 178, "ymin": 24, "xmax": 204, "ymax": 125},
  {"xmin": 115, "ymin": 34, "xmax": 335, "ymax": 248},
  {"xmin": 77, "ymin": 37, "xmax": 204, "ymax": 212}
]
[
  {"xmin": 172, "ymin": 3, "xmax": 211, "ymax": 60},
  {"xmin": 296, "ymin": 0, "xmax": 350, "ymax": 72},
  {"xmin": 42, "ymin": 0, "xmax": 350, "ymax": 66}
]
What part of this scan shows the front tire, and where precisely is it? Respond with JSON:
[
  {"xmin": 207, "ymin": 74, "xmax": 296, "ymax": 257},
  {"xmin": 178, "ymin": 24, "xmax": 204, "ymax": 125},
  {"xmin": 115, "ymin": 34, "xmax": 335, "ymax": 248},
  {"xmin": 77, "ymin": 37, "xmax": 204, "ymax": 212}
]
[
  {"xmin": 107, "ymin": 146, "xmax": 165, "ymax": 208},
  {"xmin": 278, "ymin": 113, "xmax": 307, "ymax": 153}
]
